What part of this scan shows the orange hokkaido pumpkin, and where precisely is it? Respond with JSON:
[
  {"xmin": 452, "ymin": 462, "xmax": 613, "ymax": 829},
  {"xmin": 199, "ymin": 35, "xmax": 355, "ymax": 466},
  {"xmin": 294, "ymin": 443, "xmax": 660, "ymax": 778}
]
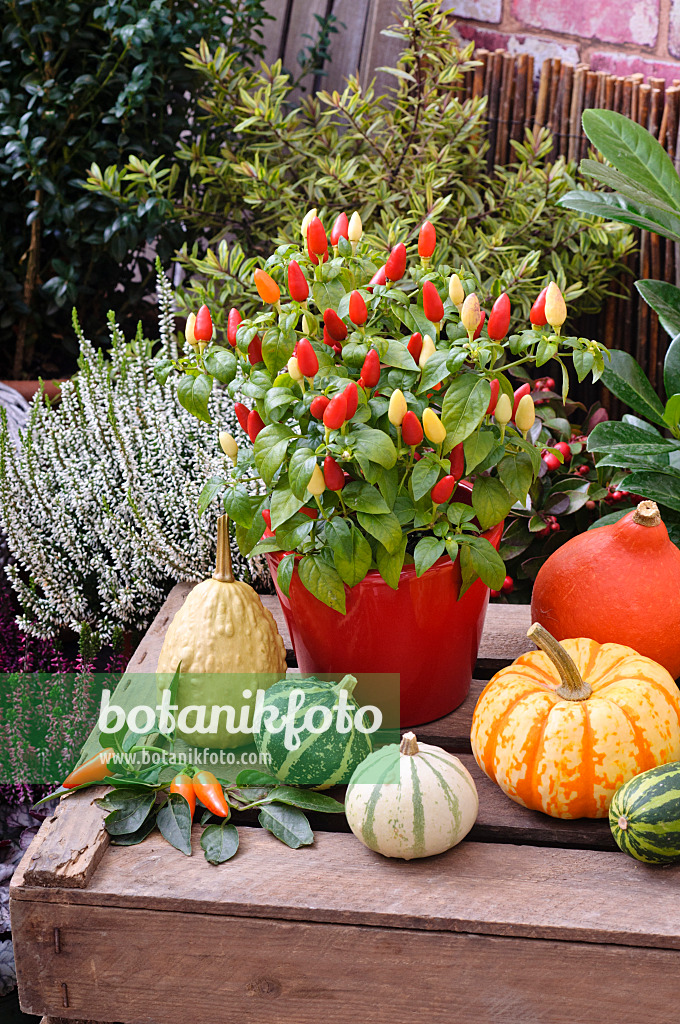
[
  {"xmin": 471, "ymin": 624, "xmax": 680, "ymax": 819},
  {"xmin": 531, "ymin": 501, "xmax": 680, "ymax": 679}
]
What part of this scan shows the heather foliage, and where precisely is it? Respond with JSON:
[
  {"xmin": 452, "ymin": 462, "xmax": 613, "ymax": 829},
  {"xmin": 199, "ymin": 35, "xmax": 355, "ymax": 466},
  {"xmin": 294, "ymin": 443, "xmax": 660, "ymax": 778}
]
[{"xmin": 0, "ymin": 269, "xmax": 270, "ymax": 643}]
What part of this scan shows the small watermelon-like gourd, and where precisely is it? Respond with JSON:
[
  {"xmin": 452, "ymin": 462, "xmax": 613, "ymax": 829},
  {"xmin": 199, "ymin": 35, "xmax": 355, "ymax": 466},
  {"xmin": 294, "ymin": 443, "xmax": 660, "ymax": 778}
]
[
  {"xmin": 610, "ymin": 763, "xmax": 680, "ymax": 864},
  {"xmin": 157, "ymin": 514, "xmax": 286, "ymax": 748},
  {"xmin": 531, "ymin": 500, "xmax": 680, "ymax": 679},
  {"xmin": 472, "ymin": 623, "xmax": 680, "ymax": 819},
  {"xmin": 255, "ymin": 674, "xmax": 373, "ymax": 788},
  {"xmin": 344, "ymin": 732, "xmax": 478, "ymax": 860}
]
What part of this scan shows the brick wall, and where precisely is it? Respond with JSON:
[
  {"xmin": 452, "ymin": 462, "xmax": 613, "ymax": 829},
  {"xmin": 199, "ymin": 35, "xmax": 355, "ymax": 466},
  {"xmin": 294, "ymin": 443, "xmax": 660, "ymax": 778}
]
[{"xmin": 449, "ymin": 0, "xmax": 680, "ymax": 82}]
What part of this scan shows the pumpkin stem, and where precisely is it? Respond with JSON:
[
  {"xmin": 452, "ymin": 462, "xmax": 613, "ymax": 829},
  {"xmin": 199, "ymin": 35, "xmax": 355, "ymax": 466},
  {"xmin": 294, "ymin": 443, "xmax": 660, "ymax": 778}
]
[
  {"xmin": 400, "ymin": 731, "xmax": 419, "ymax": 756},
  {"xmin": 526, "ymin": 623, "xmax": 593, "ymax": 701},
  {"xmin": 213, "ymin": 514, "xmax": 235, "ymax": 583},
  {"xmin": 335, "ymin": 673, "xmax": 358, "ymax": 697},
  {"xmin": 633, "ymin": 500, "xmax": 661, "ymax": 528}
]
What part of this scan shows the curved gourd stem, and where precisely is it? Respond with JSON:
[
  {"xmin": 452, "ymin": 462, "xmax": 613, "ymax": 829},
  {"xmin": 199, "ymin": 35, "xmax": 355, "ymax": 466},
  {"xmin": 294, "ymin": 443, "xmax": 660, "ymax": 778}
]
[
  {"xmin": 335, "ymin": 674, "xmax": 358, "ymax": 697},
  {"xmin": 633, "ymin": 500, "xmax": 661, "ymax": 527},
  {"xmin": 400, "ymin": 732, "xmax": 419, "ymax": 756},
  {"xmin": 212, "ymin": 514, "xmax": 235, "ymax": 583},
  {"xmin": 526, "ymin": 623, "xmax": 592, "ymax": 701}
]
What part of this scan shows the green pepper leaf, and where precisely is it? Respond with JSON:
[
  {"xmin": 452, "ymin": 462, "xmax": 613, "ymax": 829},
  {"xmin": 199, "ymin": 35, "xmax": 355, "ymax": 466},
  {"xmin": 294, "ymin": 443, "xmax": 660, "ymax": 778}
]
[
  {"xmin": 109, "ymin": 813, "xmax": 157, "ymax": 846},
  {"xmin": 276, "ymin": 552, "xmax": 295, "ymax": 598},
  {"xmin": 204, "ymin": 347, "xmax": 237, "ymax": 384},
  {"xmin": 201, "ymin": 823, "xmax": 240, "ymax": 865},
  {"xmin": 156, "ymin": 792, "xmax": 193, "ymax": 856},
  {"xmin": 258, "ymin": 804, "xmax": 314, "ymax": 848},
  {"xmin": 441, "ymin": 375, "xmax": 491, "ymax": 446},
  {"xmin": 326, "ymin": 518, "xmax": 373, "ymax": 587},
  {"xmin": 342, "ymin": 481, "xmax": 390, "ymax": 513},
  {"xmin": 270, "ymin": 480, "xmax": 305, "ymax": 529},
  {"xmin": 471, "ymin": 475, "xmax": 514, "ymax": 531},
  {"xmin": 298, "ymin": 554, "xmax": 346, "ymax": 613},
  {"xmin": 498, "ymin": 452, "xmax": 534, "ymax": 503},
  {"xmin": 417, "ymin": 351, "xmax": 449, "ymax": 393},
  {"xmin": 198, "ymin": 475, "xmax": 226, "ymax": 517},
  {"xmin": 375, "ymin": 536, "xmax": 407, "ymax": 590},
  {"xmin": 223, "ymin": 487, "xmax": 260, "ymax": 529},
  {"xmin": 463, "ymin": 431, "xmax": 496, "ymax": 474},
  {"xmin": 352, "ymin": 427, "xmax": 398, "ymax": 469},
  {"xmin": 153, "ymin": 359, "xmax": 173, "ymax": 386},
  {"xmin": 411, "ymin": 453, "xmax": 441, "ymax": 501},
  {"xmin": 414, "ymin": 536, "xmax": 446, "ymax": 577},
  {"xmin": 177, "ymin": 373, "xmax": 212, "ymax": 423},
  {"xmin": 288, "ymin": 447, "xmax": 318, "ymax": 499},
  {"xmin": 262, "ymin": 328, "xmax": 296, "ymax": 376},
  {"xmin": 103, "ymin": 790, "xmax": 156, "ymax": 837},
  {"xmin": 253, "ymin": 424, "xmax": 296, "ymax": 486},
  {"xmin": 356, "ymin": 510, "xmax": 403, "ymax": 553},
  {"xmin": 266, "ymin": 787, "xmax": 345, "ymax": 813}
]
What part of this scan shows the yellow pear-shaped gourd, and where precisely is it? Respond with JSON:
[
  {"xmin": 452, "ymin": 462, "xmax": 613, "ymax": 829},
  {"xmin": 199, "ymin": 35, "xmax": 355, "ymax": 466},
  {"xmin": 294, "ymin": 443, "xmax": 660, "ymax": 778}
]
[{"xmin": 157, "ymin": 515, "xmax": 287, "ymax": 748}]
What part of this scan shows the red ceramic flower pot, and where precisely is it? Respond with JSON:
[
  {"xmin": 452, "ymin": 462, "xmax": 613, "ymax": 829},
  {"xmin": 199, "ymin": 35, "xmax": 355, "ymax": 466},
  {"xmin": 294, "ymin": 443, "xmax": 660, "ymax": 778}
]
[{"xmin": 266, "ymin": 484, "xmax": 504, "ymax": 727}]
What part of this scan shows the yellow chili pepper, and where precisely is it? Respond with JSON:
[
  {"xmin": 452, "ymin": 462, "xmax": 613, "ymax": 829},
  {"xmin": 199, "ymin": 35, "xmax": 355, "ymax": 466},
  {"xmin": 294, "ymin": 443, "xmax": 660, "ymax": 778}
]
[
  {"xmin": 515, "ymin": 394, "xmax": 536, "ymax": 437},
  {"xmin": 494, "ymin": 393, "xmax": 513, "ymax": 427},
  {"xmin": 419, "ymin": 334, "xmax": 436, "ymax": 368},
  {"xmin": 422, "ymin": 407, "xmax": 446, "ymax": 445},
  {"xmin": 388, "ymin": 389, "xmax": 407, "ymax": 427},
  {"xmin": 544, "ymin": 282, "xmax": 567, "ymax": 331},
  {"xmin": 448, "ymin": 273, "xmax": 464, "ymax": 308},
  {"xmin": 219, "ymin": 432, "xmax": 238, "ymax": 459},
  {"xmin": 307, "ymin": 463, "xmax": 326, "ymax": 496},
  {"xmin": 461, "ymin": 293, "xmax": 481, "ymax": 335}
]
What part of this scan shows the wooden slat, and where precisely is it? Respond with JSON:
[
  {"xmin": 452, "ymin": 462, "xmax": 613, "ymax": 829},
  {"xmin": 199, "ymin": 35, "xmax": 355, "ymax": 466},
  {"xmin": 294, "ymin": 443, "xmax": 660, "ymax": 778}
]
[
  {"xmin": 22, "ymin": 789, "xmax": 109, "ymax": 889},
  {"xmin": 15, "ymin": 903, "xmax": 680, "ymax": 1024},
  {"xmin": 283, "ymin": 0, "xmax": 329, "ymax": 102},
  {"xmin": 11, "ymin": 826, "xmax": 680, "ymax": 949},
  {"xmin": 260, "ymin": 0, "xmax": 290, "ymax": 64},
  {"xmin": 322, "ymin": 0, "xmax": 371, "ymax": 94},
  {"xmin": 359, "ymin": 0, "xmax": 402, "ymax": 94}
]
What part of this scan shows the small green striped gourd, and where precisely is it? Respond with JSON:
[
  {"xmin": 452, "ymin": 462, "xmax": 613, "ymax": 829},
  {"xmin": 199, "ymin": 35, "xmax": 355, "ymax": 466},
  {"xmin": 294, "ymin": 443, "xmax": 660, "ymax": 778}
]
[
  {"xmin": 609, "ymin": 762, "xmax": 680, "ymax": 864},
  {"xmin": 345, "ymin": 732, "xmax": 479, "ymax": 860},
  {"xmin": 255, "ymin": 674, "xmax": 372, "ymax": 788}
]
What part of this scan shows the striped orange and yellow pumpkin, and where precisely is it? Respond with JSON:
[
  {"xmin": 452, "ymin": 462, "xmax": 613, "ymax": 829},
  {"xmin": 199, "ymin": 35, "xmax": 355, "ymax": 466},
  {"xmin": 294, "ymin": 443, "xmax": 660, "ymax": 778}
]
[{"xmin": 471, "ymin": 624, "xmax": 680, "ymax": 819}]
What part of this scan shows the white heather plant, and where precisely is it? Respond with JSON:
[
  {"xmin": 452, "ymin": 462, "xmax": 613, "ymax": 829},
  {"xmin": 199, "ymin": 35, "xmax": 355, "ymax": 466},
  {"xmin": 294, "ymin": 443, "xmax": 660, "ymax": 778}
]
[{"xmin": 0, "ymin": 271, "xmax": 269, "ymax": 643}]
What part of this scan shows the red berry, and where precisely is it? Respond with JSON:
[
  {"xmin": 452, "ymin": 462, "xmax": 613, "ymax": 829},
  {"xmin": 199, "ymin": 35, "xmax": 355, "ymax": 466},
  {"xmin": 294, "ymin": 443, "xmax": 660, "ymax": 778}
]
[
  {"xmin": 542, "ymin": 453, "xmax": 561, "ymax": 472},
  {"xmin": 310, "ymin": 395, "xmax": 330, "ymax": 420},
  {"xmin": 501, "ymin": 575, "xmax": 514, "ymax": 594},
  {"xmin": 585, "ymin": 500, "xmax": 596, "ymax": 510},
  {"xmin": 612, "ymin": 490, "xmax": 624, "ymax": 502},
  {"xmin": 385, "ymin": 242, "xmax": 407, "ymax": 282},
  {"xmin": 538, "ymin": 526, "xmax": 551, "ymax": 538},
  {"xmin": 545, "ymin": 377, "xmax": 556, "ymax": 391},
  {"xmin": 550, "ymin": 522, "xmax": 560, "ymax": 532},
  {"xmin": 247, "ymin": 410, "xmax": 265, "ymax": 442},
  {"xmin": 554, "ymin": 441, "xmax": 572, "ymax": 464}
]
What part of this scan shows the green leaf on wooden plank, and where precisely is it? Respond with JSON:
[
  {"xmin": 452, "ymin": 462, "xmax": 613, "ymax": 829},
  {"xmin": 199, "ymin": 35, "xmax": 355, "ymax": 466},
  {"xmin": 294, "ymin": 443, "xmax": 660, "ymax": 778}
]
[
  {"xmin": 197, "ymin": 475, "xmax": 225, "ymax": 517},
  {"xmin": 109, "ymin": 813, "xmax": 157, "ymax": 846},
  {"xmin": 177, "ymin": 373, "xmax": 212, "ymax": 423},
  {"xmin": 201, "ymin": 823, "xmax": 240, "ymax": 865},
  {"xmin": 414, "ymin": 536, "xmax": 445, "ymax": 577},
  {"xmin": 103, "ymin": 790, "xmax": 156, "ymax": 836},
  {"xmin": 298, "ymin": 554, "xmax": 346, "ymax": 613},
  {"xmin": 600, "ymin": 349, "xmax": 666, "ymax": 425},
  {"xmin": 258, "ymin": 804, "xmax": 314, "ymax": 848},
  {"xmin": 156, "ymin": 792, "xmax": 193, "ymax": 856},
  {"xmin": 441, "ymin": 374, "xmax": 491, "ymax": 446},
  {"xmin": 266, "ymin": 787, "xmax": 345, "ymax": 813}
]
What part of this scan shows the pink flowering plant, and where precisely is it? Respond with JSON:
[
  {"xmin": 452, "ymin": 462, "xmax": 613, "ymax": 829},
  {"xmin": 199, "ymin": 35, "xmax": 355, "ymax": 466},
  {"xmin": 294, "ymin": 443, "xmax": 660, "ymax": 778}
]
[{"xmin": 157, "ymin": 212, "xmax": 607, "ymax": 613}]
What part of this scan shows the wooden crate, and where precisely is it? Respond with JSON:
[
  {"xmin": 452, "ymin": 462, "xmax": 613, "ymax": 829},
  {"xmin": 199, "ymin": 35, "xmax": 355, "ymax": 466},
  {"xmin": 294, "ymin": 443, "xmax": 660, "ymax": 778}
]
[{"xmin": 10, "ymin": 587, "xmax": 680, "ymax": 1024}]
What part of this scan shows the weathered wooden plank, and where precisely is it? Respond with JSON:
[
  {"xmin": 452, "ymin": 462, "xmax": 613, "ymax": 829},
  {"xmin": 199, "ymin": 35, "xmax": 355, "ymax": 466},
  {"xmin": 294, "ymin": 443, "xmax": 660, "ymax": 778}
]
[
  {"xmin": 323, "ymin": 0, "xmax": 372, "ymax": 95},
  {"xmin": 21, "ymin": 788, "xmax": 109, "ymax": 890},
  {"xmin": 15, "ymin": 902, "xmax": 680, "ymax": 1024},
  {"xmin": 282, "ymin": 0, "xmax": 330, "ymax": 104},
  {"xmin": 11, "ymin": 827, "xmax": 680, "ymax": 949},
  {"xmin": 260, "ymin": 0, "xmax": 290, "ymax": 64},
  {"xmin": 360, "ymin": 0, "xmax": 403, "ymax": 94}
]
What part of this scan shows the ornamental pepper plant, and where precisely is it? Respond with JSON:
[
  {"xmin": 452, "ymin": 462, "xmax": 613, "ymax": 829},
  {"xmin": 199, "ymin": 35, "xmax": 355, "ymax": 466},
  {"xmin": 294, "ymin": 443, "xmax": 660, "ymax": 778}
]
[{"xmin": 159, "ymin": 215, "xmax": 608, "ymax": 613}]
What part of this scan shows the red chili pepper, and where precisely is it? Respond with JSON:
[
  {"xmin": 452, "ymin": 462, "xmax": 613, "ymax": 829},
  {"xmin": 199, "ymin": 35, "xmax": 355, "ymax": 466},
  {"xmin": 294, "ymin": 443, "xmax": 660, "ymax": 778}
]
[
  {"xmin": 324, "ymin": 308, "xmax": 347, "ymax": 342},
  {"xmin": 261, "ymin": 509, "xmax": 276, "ymax": 538},
  {"xmin": 194, "ymin": 305, "xmax": 213, "ymax": 343},
  {"xmin": 332, "ymin": 342, "xmax": 343, "ymax": 355},
  {"xmin": 288, "ymin": 260, "xmax": 309, "ymax": 303},
  {"xmin": 323, "ymin": 455, "xmax": 345, "ymax": 491},
  {"xmin": 296, "ymin": 338, "xmax": 319, "ymax": 378},
  {"xmin": 310, "ymin": 395, "xmax": 330, "ymax": 419},
  {"xmin": 448, "ymin": 442, "xmax": 465, "ymax": 481},
  {"xmin": 63, "ymin": 748, "xmax": 115, "ymax": 789},
  {"xmin": 300, "ymin": 506, "xmax": 319, "ymax": 520},
  {"xmin": 422, "ymin": 281, "xmax": 444, "ymax": 323},
  {"xmin": 227, "ymin": 307, "xmax": 242, "ymax": 347},
  {"xmin": 348, "ymin": 291, "xmax": 368, "ymax": 326},
  {"xmin": 431, "ymin": 475, "xmax": 456, "ymax": 505},
  {"xmin": 401, "ymin": 411, "xmax": 423, "ymax": 447},
  {"xmin": 530, "ymin": 287, "xmax": 548, "ymax": 327},
  {"xmin": 323, "ymin": 392, "xmax": 347, "ymax": 430},
  {"xmin": 367, "ymin": 264, "xmax": 387, "ymax": 292},
  {"xmin": 486, "ymin": 379, "xmax": 500, "ymax": 416},
  {"xmin": 330, "ymin": 212, "xmax": 349, "ymax": 246},
  {"xmin": 170, "ymin": 772, "xmax": 196, "ymax": 820},
  {"xmin": 418, "ymin": 221, "xmax": 436, "ymax": 258},
  {"xmin": 512, "ymin": 382, "xmax": 531, "ymax": 418},
  {"xmin": 234, "ymin": 403, "xmax": 250, "ymax": 432},
  {"xmin": 307, "ymin": 216, "xmax": 328, "ymax": 258},
  {"xmin": 343, "ymin": 380, "xmax": 358, "ymax": 420},
  {"xmin": 308, "ymin": 245, "xmax": 329, "ymax": 266},
  {"xmin": 385, "ymin": 242, "xmax": 406, "ymax": 282},
  {"xmin": 193, "ymin": 771, "xmax": 231, "ymax": 818},
  {"xmin": 407, "ymin": 332, "xmax": 423, "ymax": 362},
  {"xmin": 472, "ymin": 310, "xmax": 486, "ymax": 341},
  {"xmin": 248, "ymin": 335, "xmax": 263, "ymax": 365},
  {"xmin": 487, "ymin": 293, "xmax": 511, "ymax": 341},
  {"xmin": 361, "ymin": 348, "xmax": 381, "ymax": 388},
  {"xmin": 247, "ymin": 409, "xmax": 265, "ymax": 442},
  {"xmin": 323, "ymin": 326, "xmax": 334, "ymax": 346}
]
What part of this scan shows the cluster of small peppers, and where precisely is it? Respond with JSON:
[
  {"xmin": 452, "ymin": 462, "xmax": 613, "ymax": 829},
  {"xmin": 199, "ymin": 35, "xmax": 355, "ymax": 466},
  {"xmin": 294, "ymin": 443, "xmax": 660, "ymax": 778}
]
[{"xmin": 170, "ymin": 210, "xmax": 607, "ymax": 611}]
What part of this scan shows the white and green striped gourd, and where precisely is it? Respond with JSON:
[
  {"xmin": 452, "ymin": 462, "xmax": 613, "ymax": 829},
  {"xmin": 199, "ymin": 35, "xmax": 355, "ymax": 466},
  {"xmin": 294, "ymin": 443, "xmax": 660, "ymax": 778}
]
[{"xmin": 345, "ymin": 732, "xmax": 479, "ymax": 860}]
